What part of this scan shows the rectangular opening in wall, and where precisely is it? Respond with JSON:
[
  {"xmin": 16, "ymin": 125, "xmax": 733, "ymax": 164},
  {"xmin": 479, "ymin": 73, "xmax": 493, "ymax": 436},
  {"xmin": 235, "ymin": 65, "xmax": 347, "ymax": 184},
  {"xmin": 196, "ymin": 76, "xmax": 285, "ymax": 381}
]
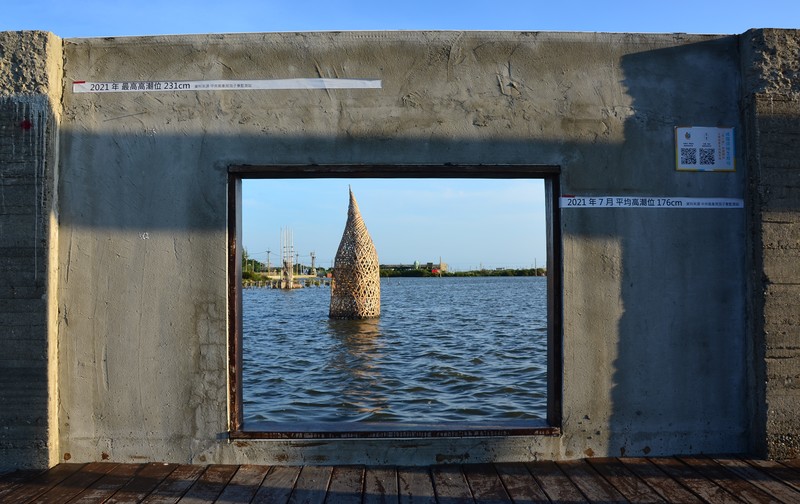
[{"xmin": 228, "ymin": 165, "xmax": 562, "ymax": 438}]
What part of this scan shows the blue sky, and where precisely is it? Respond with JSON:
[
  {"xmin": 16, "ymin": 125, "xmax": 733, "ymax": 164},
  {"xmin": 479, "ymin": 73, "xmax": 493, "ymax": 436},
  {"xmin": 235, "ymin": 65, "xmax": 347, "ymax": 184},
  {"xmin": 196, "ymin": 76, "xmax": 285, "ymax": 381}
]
[
  {"xmin": 4, "ymin": 1, "xmax": 799, "ymax": 37},
  {"xmin": 243, "ymin": 179, "xmax": 546, "ymax": 271},
  {"xmin": 5, "ymin": 1, "xmax": 798, "ymax": 269}
]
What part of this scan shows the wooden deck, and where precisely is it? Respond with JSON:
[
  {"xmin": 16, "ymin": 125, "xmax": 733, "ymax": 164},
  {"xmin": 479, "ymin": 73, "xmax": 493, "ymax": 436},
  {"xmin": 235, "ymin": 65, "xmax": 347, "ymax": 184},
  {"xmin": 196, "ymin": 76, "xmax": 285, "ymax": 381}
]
[{"xmin": 1, "ymin": 457, "xmax": 799, "ymax": 503}]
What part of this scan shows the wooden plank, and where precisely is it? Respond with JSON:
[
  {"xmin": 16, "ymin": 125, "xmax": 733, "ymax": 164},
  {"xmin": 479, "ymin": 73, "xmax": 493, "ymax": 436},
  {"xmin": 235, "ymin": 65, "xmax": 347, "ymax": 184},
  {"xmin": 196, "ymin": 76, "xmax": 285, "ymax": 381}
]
[
  {"xmin": 398, "ymin": 466, "xmax": 436, "ymax": 504},
  {"xmin": 325, "ymin": 466, "xmax": 364, "ymax": 504},
  {"xmin": 288, "ymin": 465, "xmax": 333, "ymax": 504},
  {"xmin": 679, "ymin": 457, "xmax": 776, "ymax": 504},
  {"xmin": 462, "ymin": 464, "xmax": 512, "ymax": 503},
  {"xmin": 32, "ymin": 462, "xmax": 117, "ymax": 504},
  {"xmin": 716, "ymin": 457, "xmax": 800, "ymax": 503},
  {"xmin": 431, "ymin": 465, "xmax": 472, "ymax": 504},
  {"xmin": 778, "ymin": 460, "xmax": 800, "ymax": 489},
  {"xmin": 0, "ymin": 469, "xmax": 45, "ymax": 501},
  {"xmin": 557, "ymin": 459, "xmax": 627, "ymax": 503},
  {"xmin": 746, "ymin": 459, "xmax": 800, "ymax": 493},
  {"xmin": 782, "ymin": 460, "xmax": 800, "ymax": 471},
  {"xmin": 494, "ymin": 463, "xmax": 550, "ymax": 504},
  {"xmin": 1, "ymin": 464, "xmax": 85, "ymax": 504},
  {"xmin": 252, "ymin": 466, "xmax": 301, "ymax": 504},
  {"xmin": 4, "ymin": 459, "xmax": 796, "ymax": 504},
  {"xmin": 619, "ymin": 458, "xmax": 703, "ymax": 503},
  {"xmin": 525, "ymin": 460, "xmax": 585, "ymax": 502},
  {"xmin": 585, "ymin": 458, "xmax": 664, "ymax": 503},
  {"xmin": 363, "ymin": 466, "xmax": 397, "ymax": 504},
  {"xmin": 69, "ymin": 463, "xmax": 143, "ymax": 503},
  {"xmin": 177, "ymin": 464, "xmax": 239, "ymax": 503},
  {"xmin": 105, "ymin": 463, "xmax": 178, "ymax": 503},
  {"xmin": 649, "ymin": 457, "xmax": 739, "ymax": 504},
  {"xmin": 141, "ymin": 464, "xmax": 206, "ymax": 504},
  {"xmin": 214, "ymin": 464, "xmax": 271, "ymax": 503}
]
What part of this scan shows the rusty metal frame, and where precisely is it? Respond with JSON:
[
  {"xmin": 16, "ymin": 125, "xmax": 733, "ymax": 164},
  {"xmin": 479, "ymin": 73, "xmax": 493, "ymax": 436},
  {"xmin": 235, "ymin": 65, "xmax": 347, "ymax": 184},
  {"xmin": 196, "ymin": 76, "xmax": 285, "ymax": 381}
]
[
  {"xmin": 227, "ymin": 164, "xmax": 563, "ymax": 439},
  {"xmin": 228, "ymin": 174, "xmax": 243, "ymax": 432}
]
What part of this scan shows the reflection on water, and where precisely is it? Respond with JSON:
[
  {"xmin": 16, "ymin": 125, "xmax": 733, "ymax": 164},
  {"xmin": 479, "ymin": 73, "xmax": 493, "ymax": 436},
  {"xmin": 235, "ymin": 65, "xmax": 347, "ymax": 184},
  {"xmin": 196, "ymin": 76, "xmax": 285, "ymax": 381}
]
[
  {"xmin": 242, "ymin": 276, "xmax": 548, "ymax": 424},
  {"xmin": 327, "ymin": 318, "xmax": 389, "ymax": 416}
]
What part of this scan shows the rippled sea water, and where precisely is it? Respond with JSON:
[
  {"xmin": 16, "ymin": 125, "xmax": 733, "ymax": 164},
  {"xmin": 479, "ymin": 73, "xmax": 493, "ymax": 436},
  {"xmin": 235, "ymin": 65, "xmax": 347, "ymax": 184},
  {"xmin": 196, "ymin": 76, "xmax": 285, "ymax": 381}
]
[{"xmin": 242, "ymin": 276, "xmax": 547, "ymax": 425}]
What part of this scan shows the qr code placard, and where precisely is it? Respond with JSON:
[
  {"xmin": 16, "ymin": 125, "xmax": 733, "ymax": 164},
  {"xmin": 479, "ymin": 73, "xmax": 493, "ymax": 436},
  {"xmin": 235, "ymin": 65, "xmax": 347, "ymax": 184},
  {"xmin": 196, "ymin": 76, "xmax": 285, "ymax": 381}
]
[
  {"xmin": 699, "ymin": 148, "xmax": 715, "ymax": 165},
  {"xmin": 676, "ymin": 126, "xmax": 735, "ymax": 171},
  {"xmin": 680, "ymin": 147, "xmax": 697, "ymax": 165}
]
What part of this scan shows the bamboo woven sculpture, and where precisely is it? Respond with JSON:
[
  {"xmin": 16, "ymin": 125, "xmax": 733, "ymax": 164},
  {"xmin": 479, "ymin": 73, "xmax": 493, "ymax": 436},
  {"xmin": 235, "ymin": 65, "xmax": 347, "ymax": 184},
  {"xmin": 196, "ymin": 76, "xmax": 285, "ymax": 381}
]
[{"xmin": 329, "ymin": 188, "xmax": 381, "ymax": 319}]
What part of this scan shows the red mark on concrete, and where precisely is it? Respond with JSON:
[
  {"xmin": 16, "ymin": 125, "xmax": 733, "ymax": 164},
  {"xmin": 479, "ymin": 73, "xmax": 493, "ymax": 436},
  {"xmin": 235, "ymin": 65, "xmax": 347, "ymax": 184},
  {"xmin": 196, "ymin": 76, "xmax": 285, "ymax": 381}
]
[{"xmin": 20, "ymin": 120, "xmax": 33, "ymax": 130}]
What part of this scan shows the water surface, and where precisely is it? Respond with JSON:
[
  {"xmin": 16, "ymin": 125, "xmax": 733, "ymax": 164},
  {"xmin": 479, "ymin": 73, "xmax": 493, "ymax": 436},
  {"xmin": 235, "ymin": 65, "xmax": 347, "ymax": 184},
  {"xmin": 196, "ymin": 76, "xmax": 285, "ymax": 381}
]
[{"xmin": 242, "ymin": 276, "xmax": 547, "ymax": 425}]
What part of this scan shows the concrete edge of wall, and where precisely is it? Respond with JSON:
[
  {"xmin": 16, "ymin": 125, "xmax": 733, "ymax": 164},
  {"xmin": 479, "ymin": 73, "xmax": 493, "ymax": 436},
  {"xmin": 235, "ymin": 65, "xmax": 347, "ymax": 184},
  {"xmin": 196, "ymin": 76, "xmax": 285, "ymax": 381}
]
[
  {"xmin": 0, "ymin": 30, "xmax": 62, "ymax": 471},
  {"xmin": 740, "ymin": 28, "xmax": 800, "ymax": 460}
]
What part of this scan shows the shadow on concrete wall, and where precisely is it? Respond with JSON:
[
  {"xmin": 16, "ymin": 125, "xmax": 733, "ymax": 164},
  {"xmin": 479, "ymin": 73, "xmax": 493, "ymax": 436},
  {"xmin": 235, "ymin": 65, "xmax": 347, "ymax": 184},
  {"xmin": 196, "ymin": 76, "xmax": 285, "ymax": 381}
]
[
  {"xmin": 56, "ymin": 131, "xmax": 588, "ymax": 455},
  {"xmin": 741, "ymin": 91, "xmax": 800, "ymax": 458},
  {"xmin": 606, "ymin": 37, "xmax": 748, "ymax": 457}
]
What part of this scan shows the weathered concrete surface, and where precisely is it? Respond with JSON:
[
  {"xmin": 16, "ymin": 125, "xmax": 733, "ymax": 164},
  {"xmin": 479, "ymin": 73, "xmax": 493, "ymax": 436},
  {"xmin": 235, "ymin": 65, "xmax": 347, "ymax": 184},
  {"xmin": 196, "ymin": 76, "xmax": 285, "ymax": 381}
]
[
  {"xmin": 54, "ymin": 31, "xmax": 747, "ymax": 465},
  {"xmin": 0, "ymin": 31, "xmax": 62, "ymax": 471},
  {"xmin": 0, "ymin": 31, "xmax": 62, "ymax": 97},
  {"xmin": 742, "ymin": 29, "xmax": 800, "ymax": 460},
  {"xmin": 11, "ymin": 29, "xmax": 797, "ymax": 468}
]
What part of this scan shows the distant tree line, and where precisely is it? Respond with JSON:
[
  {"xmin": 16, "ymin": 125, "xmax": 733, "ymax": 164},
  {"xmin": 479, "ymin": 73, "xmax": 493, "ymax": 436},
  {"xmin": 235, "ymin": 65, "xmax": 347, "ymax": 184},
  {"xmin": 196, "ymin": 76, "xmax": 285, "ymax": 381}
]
[
  {"xmin": 379, "ymin": 267, "xmax": 546, "ymax": 278},
  {"xmin": 241, "ymin": 248, "xmax": 545, "ymax": 280}
]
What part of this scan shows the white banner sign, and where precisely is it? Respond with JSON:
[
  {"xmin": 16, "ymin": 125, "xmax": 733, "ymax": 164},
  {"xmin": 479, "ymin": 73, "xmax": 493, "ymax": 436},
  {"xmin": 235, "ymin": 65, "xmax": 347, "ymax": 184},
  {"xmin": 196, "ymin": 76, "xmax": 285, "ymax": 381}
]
[
  {"xmin": 72, "ymin": 78, "xmax": 382, "ymax": 93},
  {"xmin": 560, "ymin": 196, "xmax": 743, "ymax": 209}
]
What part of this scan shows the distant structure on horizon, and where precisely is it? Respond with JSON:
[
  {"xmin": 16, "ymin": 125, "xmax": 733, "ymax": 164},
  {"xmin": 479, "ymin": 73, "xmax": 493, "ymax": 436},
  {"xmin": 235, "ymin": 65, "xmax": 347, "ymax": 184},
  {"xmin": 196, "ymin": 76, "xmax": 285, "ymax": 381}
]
[
  {"xmin": 329, "ymin": 188, "xmax": 381, "ymax": 319},
  {"xmin": 381, "ymin": 259, "xmax": 448, "ymax": 274},
  {"xmin": 279, "ymin": 227, "xmax": 297, "ymax": 289}
]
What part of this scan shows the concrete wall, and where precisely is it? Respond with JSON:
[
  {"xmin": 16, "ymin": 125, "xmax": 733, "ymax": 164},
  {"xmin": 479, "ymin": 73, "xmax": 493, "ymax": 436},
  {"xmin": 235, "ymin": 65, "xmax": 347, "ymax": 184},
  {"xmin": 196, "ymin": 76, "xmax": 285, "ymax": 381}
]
[
  {"xmin": 741, "ymin": 29, "xmax": 800, "ymax": 460},
  {"xmin": 1, "ymin": 29, "xmax": 797, "ymax": 468},
  {"xmin": 0, "ymin": 31, "xmax": 62, "ymax": 471},
  {"xmin": 52, "ymin": 31, "xmax": 747, "ymax": 465}
]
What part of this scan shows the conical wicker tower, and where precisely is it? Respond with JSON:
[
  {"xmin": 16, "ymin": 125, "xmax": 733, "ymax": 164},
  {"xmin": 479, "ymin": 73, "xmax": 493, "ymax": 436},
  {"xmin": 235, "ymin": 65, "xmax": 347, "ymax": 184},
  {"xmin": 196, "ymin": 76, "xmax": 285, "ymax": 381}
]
[{"xmin": 329, "ymin": 188, "xmax": 381, "ymax": 319}]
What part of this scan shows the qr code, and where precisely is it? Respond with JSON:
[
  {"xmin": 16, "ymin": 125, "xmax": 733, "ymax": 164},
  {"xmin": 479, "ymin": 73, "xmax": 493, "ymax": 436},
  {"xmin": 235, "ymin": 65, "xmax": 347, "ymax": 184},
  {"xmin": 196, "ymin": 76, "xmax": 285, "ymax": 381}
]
[
  {"xmin": 680, "ymin": 148, "xmax": 697, "ymax": 165},
  {"xmin": 699, "ymin": 148, "xmax": 715, "ymax": 165}
]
